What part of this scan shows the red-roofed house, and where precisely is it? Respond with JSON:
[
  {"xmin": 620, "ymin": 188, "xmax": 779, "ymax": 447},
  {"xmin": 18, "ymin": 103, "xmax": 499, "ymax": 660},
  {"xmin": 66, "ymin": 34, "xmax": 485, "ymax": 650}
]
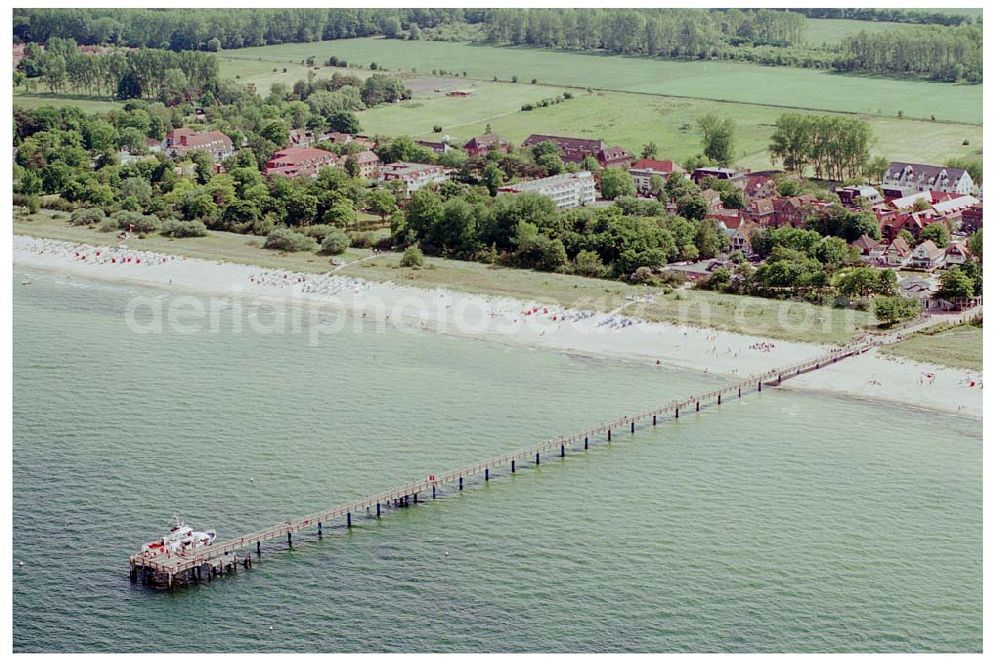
[
  {"xmin": 945, "ymin": 241, "xmax": 969, "ymax": 266},
  {"xmin": 265, "ymin": 147, "xmax": 341, "ymax": 178},
  {"xmin": 352, "ymin": 150, "xmax": 381, "ymax": 180},
  {"xmin": 522, "ymin": 134, "xmax": 632, "ymax": 168},
  {"xmin": 629, "ymin": 159, "xmax": 683, "ymax": 195},
  {"xmin": 744, "ymin": 197, "xmax": 775, "ymax": 227},
  {"xmin": 165, "ymin": 128, "xmax": 234, "ymax": 163},
  {"xmin": 710, "ymin": 212, "xmax": 758, "ymax": 257},
  {"xmin": 962, "ymin": 204, "xmax": 982, "ymax": 233},
  {"xmin": 771, "ymin": 195, "xmax": 823, "ymax": 228},
  {"xmin": 464, "ymin": 133, "xmax": 509, "ymax": 158}
]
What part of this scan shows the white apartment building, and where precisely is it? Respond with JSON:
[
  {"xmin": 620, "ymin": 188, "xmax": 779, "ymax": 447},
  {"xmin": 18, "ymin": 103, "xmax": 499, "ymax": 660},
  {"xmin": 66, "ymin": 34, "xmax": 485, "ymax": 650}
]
[
  {"xmin": 379, "ymin": 162, "xmax": 449, "ymax": 196},
  {"xmin": 497, "ymin": 171, "xmax": 597, "ymax": 209}
]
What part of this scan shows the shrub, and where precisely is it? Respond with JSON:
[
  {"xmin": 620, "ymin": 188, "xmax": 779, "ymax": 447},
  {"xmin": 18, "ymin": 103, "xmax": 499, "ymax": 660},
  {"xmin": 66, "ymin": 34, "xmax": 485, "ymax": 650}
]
[
  {"xmin": 433, "ymin": 124, "xmax": 443, "ymax": 133},
  {"xmin": 71, "ymin": 207, "xmax": 106, "ymax": 227},
  {"xmin": 113, "ymin": 210, "xmax": 159, "ymax": 233},
  {"xmin": 319, "ymin": 229, "xmax": 350, "ymax": 255},
  {"xmin": 98, "ymin": 218, "xmax": 118, "ymax": 232},
  {"xmin": 263, "ymin": 228, "xmax": 317, "ymax": 252},
  {"xmin": 160, "ymin": 219, "xmax": 208, "ymax": 238},
  {"xmin": 302, "ymin": 224, "xmax": 338, "ymax": 241},
  {"xmin": 400, "ymin": 245, "xmax": 425, "ymax": 267},
  {"xmin": 349, "ymin": 231, "xmax": 377, "ymax": 248}
]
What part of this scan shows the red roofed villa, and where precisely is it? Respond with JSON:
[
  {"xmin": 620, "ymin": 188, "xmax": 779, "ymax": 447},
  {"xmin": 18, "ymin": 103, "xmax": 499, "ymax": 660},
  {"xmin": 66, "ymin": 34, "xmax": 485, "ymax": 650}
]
[{"xmin": 265, "ymin": 147, "xmax": 340, "ymax": 178}]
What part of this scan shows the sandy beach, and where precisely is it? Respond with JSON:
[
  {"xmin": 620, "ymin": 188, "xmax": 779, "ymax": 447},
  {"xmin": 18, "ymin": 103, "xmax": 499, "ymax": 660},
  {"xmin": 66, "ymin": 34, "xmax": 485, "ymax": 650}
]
[{"xmin": 14, "ymin": 235, "xmax": 983, "ymax": 418}]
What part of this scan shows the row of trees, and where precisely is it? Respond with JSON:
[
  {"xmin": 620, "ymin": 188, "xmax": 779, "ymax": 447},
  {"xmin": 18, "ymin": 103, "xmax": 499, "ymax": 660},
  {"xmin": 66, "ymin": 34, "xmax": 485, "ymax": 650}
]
[
  {"xmin": 483, "ymin": 8, "xmax": 806, "ymax": 53},
  {"xmin": 17, "ymin": 39, "xmax": 219, "ymax": 101},
  {"xmin": 835, "ymin": 24, "xmax": 982, "ymax": 82},
  {"xmin": 789, "ymin": 8, "xmax": 978, "ymax": 28},
  {"xmin": 13, "ymin": 8, "xmax": 485, "ymax": 51},
  {"xmin": 768, "ymin": 113, "xmax": 876, "ymax": 181}
]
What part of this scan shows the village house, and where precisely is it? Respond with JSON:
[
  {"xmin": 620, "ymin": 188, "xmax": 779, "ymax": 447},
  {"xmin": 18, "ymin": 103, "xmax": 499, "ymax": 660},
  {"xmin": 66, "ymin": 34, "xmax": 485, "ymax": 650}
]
[
  {"xmin": 899, "ymin": 276, "xmax": 949, "ymax": 311},
  {"xmin": 851, "ymin": 234, "xmax": 880, "ymax": 263},
  {"xmin": 944, "ymin": 241, "xmax": 969, "ymax": 266},
  {"xmin": 463, "ymin": 133, "xmax": 509, "ymax": 158},
  {"xmin": 931, "ymin": 194, "xmax": 981, "ymax": 229},
  {"xmin": 416, "ymin": 139, "xmax": 452, "ymax": 155},
  {"xmin": 288, "ymin": 129, "xmax": 317, "ymax": 148},
  {"xmin": 691, "ymin": 166, "xmax": 737, "ymax": 185},
  {"xmin": 710, "ymin": 212, "xmax": 758, "ymax": 258},
  {"xmin": 909, "ymin": 240, "xmax": 946, "ymax": 270},
  {"xmin": 882, "ymin": 162, "xmax": 974, "ymax": 195},
  {"xmin": 379, "ymin": 162, "xmax": 449, "ymax": 196},
  {"xmin": 962, "ymin": 204, "xmax": 983, "ymax": 233},
  {"xmin": 884, "ymin": 238, "xmax": 913, "ymax": 268},
  {"xmin": 743, "ymin": 198, "xmax": 775, "ymax": 227},
  {"xmin": 264, "ymin": 147, "xmax": 340, "ymax": 178},
  {"xmin": 165, "ymin": 128, "xmax": 235, "ymax": 163},
  {"xmin": 521, "ymin": 134, "xmax": 632, "ymax": 168},
  {"xmin": 497, "ymin": 171, "xmax": 597, "ymax": 210},
  {"xmin": 837, "ymin": 184, "xmax": 884, "ymax": 207},
  {"xmin": 771, "ymin": 194, "xmax": 824, "ymax": 228},
  {"xmin": 878, "ymin": 209, "xmax": 937, "ymax": 241},
  {"xmin": 700, "ymin": 189, "xmax": 724, "ymax": 214},
  {"xmin": 738, "ymin": 170, "xmax": 782, "ymax": 200},
  {"xmin": 352, "ymin": 150, "xmax": 382, "ymax": 180},
  {"xmin": 628, "ymin": 159, "xmax": 683, "ymax": 196}
]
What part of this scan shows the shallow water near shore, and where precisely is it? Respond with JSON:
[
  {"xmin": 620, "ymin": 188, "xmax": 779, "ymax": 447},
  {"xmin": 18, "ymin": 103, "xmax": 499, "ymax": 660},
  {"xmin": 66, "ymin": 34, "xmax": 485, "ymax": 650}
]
[{"xmin": 13, "ymin": 268, "xmax": 982, "ymax": 652}]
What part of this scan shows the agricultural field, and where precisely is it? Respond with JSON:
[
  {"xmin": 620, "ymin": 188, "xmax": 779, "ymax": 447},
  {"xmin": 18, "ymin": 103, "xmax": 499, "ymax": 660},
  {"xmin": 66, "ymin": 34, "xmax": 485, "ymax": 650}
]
[
  {"xmin": 221, "ymin": 37, "xmax": 983, "ymax": 123},
  {"xmin": 216, "ymin": 56, "xmax": 316, "ymax": 92},
  {"xmin": 12, "ymin": 91, "xmax": 123, "ymax": 113},
  {"xmin": 802, "ymin": 18, "xmax": 910, "ymax": 47},
  {"xmin": 359, "ymin": 86, "xmax": 982, "ymax": 171}
]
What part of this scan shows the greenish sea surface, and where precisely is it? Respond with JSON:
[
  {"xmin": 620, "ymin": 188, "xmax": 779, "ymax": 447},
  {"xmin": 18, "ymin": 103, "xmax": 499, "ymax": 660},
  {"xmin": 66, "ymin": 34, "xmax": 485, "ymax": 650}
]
[{"xmin": 13, "ymin": 268, "xmax": 982, "ymax": 652}]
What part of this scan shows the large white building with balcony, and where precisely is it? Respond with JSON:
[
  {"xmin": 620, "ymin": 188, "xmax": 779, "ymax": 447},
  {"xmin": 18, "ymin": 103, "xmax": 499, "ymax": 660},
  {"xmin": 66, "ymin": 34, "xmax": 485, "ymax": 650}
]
[{"xmin": 497, "ymin": 171, "xmax": 597, "ymax": 209}]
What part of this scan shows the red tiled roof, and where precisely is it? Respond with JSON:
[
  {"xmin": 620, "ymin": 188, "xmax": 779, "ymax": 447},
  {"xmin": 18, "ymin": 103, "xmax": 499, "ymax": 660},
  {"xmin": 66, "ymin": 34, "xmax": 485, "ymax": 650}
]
[{"xmin": 630, "ymin": 159, "xmax": 676, "ymax": 173}]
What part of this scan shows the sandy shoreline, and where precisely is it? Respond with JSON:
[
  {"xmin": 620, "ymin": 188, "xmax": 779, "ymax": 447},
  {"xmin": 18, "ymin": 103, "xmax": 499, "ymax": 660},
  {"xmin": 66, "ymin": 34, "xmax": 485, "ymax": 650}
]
[{"xmin": 13, "ymin": 235, "xmax": 983, "ymax": 418}]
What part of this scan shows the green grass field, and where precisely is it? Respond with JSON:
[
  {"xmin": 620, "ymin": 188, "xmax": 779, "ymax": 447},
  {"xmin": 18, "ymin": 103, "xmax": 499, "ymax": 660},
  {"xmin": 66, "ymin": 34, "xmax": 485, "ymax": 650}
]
[
  {"xmin": 217, "ymin": 56, "xmax": 318, "ymax": 93},
  {"xmin": 803, "ymin": 18, "xmax": 911, "ymax": 47},
  {"xmin": 12, "ymin": 91, "xmax": 123, "ymax": 113},
  {"xmin": 221, "ymin": 38, "xmax": 982, "ymax": 123},
  {"xmin": 880, "ymin": 324, "xmax": 983, "ymax": 371},
  {"xmin": 359, "ymin": 86, "xmax": 982, "ymax": 170}
]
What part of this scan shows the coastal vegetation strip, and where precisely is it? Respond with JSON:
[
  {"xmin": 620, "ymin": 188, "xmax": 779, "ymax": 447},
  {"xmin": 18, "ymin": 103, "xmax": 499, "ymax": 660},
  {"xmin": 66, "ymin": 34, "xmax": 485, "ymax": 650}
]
[
  {"xmin": 15, "ymin": 209, "xmax": 872, "ymax": 347},
  {"xmin": 880, "ymin": 323, "xmax": 983, "ymax": 371}
]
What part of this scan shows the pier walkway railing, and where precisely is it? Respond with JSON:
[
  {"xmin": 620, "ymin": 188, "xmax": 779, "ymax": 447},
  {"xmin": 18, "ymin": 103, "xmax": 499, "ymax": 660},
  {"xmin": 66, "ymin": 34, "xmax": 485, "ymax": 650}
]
[{"xmin": 130, "ymin": 339, "xmax": 878, "ymax": 585}]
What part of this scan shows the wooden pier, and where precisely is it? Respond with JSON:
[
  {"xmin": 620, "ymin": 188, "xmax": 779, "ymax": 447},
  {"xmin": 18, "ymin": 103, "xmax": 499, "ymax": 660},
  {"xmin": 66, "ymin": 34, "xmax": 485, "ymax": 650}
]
[{"xmin": 129, "ymin": 342, "xmax": 874, "ymax": 590}]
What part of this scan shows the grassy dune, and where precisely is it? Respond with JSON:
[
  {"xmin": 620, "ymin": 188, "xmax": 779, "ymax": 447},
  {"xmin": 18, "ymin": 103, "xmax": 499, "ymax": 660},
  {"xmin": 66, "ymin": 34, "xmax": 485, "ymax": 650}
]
[{"xmin": 881, "ymin": 325, "xmax": 983, "ymax": 371}]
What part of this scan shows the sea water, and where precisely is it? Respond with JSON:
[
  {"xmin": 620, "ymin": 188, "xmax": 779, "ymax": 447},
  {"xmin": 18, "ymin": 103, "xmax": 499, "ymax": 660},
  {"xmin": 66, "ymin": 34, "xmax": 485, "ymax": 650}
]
[{"xmin": 12, "ymin": 268, "xmax": 982, "ymax": 652}]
